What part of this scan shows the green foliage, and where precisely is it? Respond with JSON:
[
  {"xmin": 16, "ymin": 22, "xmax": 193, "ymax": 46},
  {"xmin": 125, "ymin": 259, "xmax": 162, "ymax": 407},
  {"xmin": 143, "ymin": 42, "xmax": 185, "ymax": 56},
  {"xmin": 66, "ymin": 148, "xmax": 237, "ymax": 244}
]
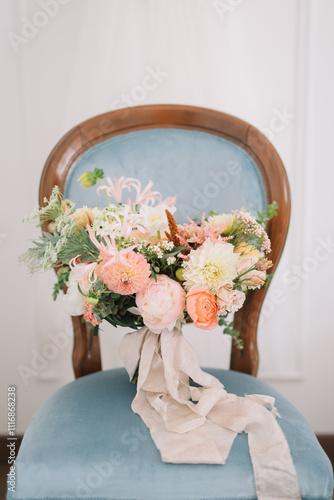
[
  {"xmin": 208, "ymin": 210, "xmax": 218, "ymax": 218},
  {"xmin": 229, "ymin": 218, "xmax": 263, "ymax": 251},
  {"xmin": 52, "ymin": 267, "xmax": 70, "ymax": 300},
  {"xmin": 139, "ymin": 243, "xmax": 186, "ymax": 281},
  {"xmin": 161, "ymin": 246, "xmax": 186, "ymax": 263},
  {"xmin": 21, "ymin": 186, "xmax": 65, "ymax": 227},
  {"xmin": 58, "ymin": 227, "xmax": 100, "ymax": 262},
  {"xmin": 218, "ymin": 316, "xmax": 243, "ymax": 350},
  {"xmin": 18, "ymin": 238, "xmax": 49, "ymax": 274},
  {"xmin": 91, "ymin": 291, "xmax": 143, "ymax": 330},
  {"xmin": 256, "ymin": 201, "xmax": 279, "ymax": 227}
]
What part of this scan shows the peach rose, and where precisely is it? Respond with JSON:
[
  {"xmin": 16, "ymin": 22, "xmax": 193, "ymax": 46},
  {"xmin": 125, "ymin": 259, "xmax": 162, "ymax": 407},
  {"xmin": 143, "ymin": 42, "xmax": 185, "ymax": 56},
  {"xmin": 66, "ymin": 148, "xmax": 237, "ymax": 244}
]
[
  {"xmin": 217, "ymin": 283, "xmax": 246, "ymax": 315},
  {"xmin": 71, "ymin": 207, "xmax": 94, "ymax": 231},
  {"xmin": 186, "ymin": 289, "xmax": 219, "ymax": 330},
  {"xmin": 136, "ymin": 275, "xmax": 186, "ymax": 334}
]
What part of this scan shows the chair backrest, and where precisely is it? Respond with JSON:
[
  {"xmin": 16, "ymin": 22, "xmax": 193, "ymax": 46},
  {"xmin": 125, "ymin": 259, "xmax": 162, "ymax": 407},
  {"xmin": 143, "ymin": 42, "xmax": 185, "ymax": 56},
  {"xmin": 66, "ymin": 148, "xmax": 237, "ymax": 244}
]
[{"xmin": 40, "ymin": 104, "xmax": 290, "ymax": 378}]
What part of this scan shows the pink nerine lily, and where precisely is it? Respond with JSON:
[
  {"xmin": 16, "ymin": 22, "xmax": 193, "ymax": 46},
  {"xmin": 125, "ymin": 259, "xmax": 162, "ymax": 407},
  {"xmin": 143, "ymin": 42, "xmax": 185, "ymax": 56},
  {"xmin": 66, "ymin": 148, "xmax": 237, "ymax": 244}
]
[
  {"xmin": 97, "ymin": 177, "xmax": 163, "ymax": 209},
  {"xmin": 69, "ymin": 258, "xmax": 98, "ymax": 294},
  {"xmin": 69, "ymin": 226, "xmax": 140, "ymax": 293},
  {"xmin": 87, "ymin": 226, "xmax": 137, "ymax": 261},
  {"xmin": 87, "ymin": 225, "xmax": 139, "ymax": 271},
  {"xmin": 97, "ymin": 177, "xmax": 133, "ymax": 204},
  {"xmin": 105, "ymin": 205, "xmax": 146, "ymax": 238}
]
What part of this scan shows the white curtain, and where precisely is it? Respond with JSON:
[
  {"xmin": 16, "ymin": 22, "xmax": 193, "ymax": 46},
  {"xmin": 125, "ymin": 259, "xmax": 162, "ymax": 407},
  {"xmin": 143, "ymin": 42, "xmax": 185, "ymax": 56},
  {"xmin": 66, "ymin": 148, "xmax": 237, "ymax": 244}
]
[{"xmin": 1, "ymin": 0, "xmax": 333, "ymax": 434}]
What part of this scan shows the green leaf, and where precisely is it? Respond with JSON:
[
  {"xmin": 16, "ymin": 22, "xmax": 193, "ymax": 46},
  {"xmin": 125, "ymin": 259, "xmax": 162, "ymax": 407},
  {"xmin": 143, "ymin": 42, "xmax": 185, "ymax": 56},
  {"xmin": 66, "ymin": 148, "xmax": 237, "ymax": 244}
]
[
  {"xmin": 256, "ymin": 201, "xmax": 279, "ymax": 227},
  {"xmin": 58, "ymin": 227, "xmax": 100, "ymax": 262},
  {"xmin": 52, "ymin": 267, "xmax": 70, "ymax": 300}
]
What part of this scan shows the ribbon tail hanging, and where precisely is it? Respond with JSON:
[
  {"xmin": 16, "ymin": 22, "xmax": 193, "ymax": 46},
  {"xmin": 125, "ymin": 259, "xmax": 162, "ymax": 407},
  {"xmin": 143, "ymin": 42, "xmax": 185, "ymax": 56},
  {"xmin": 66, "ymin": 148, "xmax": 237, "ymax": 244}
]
[{"xmin": 120, "ymin": 326, "xmax": 301, "ymax": 500}]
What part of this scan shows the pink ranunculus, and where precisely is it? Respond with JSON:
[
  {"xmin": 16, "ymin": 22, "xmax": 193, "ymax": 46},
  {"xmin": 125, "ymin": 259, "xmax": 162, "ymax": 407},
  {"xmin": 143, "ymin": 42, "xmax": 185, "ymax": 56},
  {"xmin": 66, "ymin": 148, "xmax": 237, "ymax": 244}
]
[
  {"xmin": 136, "ymin": 275, "xmax": 186, "ymax": 334},
  {"xmin": 186, "ymin": 289, "xmax": 219, "ymax": 330},
  {"xmin": 217, "ymin": 283, "xmax": 246, "ymax": 314}
]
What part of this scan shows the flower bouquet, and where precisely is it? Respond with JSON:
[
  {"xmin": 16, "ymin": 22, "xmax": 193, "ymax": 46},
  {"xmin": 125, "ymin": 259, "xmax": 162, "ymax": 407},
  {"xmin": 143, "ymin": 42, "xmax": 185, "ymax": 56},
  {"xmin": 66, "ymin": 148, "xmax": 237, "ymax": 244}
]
[
  {"xmin": 20, "ymin": 169, "xmax": 301, "ymax": 499},
  {"xmin": 21, "ymin": 168, "xmax": 275, "ymax": 343}
]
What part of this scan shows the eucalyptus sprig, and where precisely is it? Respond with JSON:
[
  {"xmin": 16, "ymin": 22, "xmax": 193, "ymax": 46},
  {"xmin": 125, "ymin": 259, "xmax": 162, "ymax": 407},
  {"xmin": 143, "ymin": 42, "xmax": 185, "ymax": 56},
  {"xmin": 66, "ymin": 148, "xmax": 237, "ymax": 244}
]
[
  {"xmin": 256, "ymin": 201, "xmax": 279, "ymax": 228},
  {"xmin": 218, "ymin": 316, "xmax": 243, "ymax": 350}
]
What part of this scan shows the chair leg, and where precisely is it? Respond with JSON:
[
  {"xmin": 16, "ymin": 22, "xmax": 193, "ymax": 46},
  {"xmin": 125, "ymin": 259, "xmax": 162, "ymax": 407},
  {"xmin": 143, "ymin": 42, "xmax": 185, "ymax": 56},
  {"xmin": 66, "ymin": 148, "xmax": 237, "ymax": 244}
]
[{"xmin": 71, "ymin": 316, "xmax": 102, "ymax": 378}]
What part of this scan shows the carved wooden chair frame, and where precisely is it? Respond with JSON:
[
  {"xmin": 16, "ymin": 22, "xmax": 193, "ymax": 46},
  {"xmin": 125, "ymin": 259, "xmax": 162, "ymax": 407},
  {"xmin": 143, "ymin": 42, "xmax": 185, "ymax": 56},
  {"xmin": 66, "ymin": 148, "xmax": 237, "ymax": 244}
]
[{"xmin": 39, "ymin": 104, "xmax": 290, "ymax": 378}]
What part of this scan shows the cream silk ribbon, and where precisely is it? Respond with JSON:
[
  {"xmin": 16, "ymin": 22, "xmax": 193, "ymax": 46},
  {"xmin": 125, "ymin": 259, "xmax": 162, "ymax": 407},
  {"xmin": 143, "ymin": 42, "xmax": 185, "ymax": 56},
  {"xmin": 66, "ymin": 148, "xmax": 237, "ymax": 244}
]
[{"xmin": 120, "ymin": 327, "xmax": 301, "ymax": 500}]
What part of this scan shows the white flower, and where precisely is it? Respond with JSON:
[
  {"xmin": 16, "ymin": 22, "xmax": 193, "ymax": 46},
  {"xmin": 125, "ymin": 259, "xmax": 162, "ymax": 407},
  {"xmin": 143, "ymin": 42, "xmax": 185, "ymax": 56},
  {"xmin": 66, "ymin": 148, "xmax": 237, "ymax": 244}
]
[
  {"xmin": 206, "ymin": 213, "xmax": 234, "ymax": 235},
  {"xmin": 183, "ymin": 240, "xmax": 240, "ymax": 293},
  {"xmin": 152, "ymin": 245, "xmax": 164, "ymax": 258},
  {"xmin": 167, "ymin": 256, "xmax": 176, "ymax": 265},
  {"xmin": 140, "ymin": 203, "xmax": 176, "ymax": 237},
  {"xmin": 63, "ymin": 273, "xmax": 86, "ymax": 316},
  {"xmin": 92, "ymin": 205, "xmax": 145, "ymax": 239},
  {"xmin": 161, "ymin": 240, "xmax": 174, "ymax": 251}
]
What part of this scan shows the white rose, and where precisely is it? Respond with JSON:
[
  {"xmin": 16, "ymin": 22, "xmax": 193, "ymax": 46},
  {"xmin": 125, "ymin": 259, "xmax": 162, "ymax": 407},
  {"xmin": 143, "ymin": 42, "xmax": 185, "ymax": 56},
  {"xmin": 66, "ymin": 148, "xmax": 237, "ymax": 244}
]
[{"xmin": 63, "ymin": 273, "xmax": 86, "ymax": 316}]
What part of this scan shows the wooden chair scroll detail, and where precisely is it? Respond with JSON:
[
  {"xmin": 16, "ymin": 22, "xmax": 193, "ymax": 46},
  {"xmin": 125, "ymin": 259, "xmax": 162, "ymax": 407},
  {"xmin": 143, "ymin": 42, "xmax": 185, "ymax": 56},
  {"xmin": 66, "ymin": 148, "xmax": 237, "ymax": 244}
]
[{"xmin": 39, "ymin": 104, "xmax": 290, "ymax": 379}]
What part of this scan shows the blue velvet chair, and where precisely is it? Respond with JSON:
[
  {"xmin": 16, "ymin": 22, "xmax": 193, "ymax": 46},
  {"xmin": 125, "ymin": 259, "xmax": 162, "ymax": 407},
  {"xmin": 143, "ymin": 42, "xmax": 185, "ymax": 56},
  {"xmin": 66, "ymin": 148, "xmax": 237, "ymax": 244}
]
[{"xmin": 9, "ymin": 105, "xmax": 333, "ymax": 500}]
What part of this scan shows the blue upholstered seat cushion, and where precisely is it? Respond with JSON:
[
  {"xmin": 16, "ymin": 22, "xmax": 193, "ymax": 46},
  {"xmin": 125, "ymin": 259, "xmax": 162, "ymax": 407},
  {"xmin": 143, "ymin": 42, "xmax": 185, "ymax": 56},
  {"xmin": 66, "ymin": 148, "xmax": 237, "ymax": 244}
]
[
  {"xmin": 8, "ymin": 368, "xmax": 333, "ymax": 500},
  {"xmin": 64, "ymin": 128, "xmax": 267, "ymax": 222}
]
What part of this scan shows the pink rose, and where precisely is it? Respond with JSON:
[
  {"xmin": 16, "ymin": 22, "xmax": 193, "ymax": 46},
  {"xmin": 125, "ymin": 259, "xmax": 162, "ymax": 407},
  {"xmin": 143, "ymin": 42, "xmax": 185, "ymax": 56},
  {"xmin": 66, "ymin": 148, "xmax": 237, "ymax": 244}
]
[
  {"xmin": 186, "ymin": 290, "xmax": 219, "ymax": 330},
  {"xmin": 237, "ymin": 255, "xmax": 258, "ymax": 275},
  {"xmin": 245, "ymin": 270, "xmax": 266, "ymax": 289},
  {"xmin": 136, "ymin": 275, "xmax": 186, "ymax": 334},
  {"xmin": 237, "ymin": 256, "xmax": 266, "ymax": 291},
  {"xmin": 217, "ymin": 283, "xmax": 246, "ymax": 314}
]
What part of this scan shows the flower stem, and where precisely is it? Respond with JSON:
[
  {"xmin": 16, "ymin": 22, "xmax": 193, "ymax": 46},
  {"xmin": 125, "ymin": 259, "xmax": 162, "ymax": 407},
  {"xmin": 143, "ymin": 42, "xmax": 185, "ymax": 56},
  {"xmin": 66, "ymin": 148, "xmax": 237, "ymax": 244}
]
[
  {"xmin": 235, "ymin": 264, "xmax": 256, "ymax": 280},
  {"xmin": 98, "ymin": 178, "xmax": 112, "ymax": 206}
]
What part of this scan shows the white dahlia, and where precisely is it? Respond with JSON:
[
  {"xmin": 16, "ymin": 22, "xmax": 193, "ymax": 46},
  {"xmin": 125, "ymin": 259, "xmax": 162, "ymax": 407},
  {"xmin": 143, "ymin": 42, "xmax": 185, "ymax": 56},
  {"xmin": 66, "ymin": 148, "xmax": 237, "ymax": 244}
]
[{"xmin": 183, "ymin": 240, "xmax": 240, "ymax": 293}]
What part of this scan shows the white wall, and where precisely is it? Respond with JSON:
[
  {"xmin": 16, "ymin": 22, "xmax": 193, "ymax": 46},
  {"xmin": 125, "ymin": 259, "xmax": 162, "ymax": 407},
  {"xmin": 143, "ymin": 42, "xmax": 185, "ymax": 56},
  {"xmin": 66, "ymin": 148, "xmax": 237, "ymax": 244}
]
[{"xmin": 1, "ymin": 0, "xmax": 333, "ymax": 435}]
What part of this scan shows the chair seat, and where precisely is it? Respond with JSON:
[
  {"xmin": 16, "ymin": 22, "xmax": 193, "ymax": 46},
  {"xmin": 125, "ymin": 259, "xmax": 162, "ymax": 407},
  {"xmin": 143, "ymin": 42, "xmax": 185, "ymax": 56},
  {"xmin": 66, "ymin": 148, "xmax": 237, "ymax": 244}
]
[{"xmin": 8, "ymin": 368, "xmax": 333, "ymax": 500}]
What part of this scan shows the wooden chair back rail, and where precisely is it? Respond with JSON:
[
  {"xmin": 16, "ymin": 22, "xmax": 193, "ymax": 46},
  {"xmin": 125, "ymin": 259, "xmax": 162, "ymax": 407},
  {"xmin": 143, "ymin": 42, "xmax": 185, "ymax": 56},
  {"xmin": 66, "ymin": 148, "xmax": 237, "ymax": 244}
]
[{"xmin": 39, "ymin": 105, "xmax": 290, "ymax": 378}]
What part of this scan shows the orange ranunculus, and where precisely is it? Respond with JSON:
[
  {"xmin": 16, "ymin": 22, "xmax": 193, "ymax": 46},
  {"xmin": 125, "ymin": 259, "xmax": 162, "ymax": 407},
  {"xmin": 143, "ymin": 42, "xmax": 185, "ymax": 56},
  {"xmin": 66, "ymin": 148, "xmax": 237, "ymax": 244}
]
[{"xmin": 186, "ymin": 289, "xmax": 219, "ymax": 330}]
